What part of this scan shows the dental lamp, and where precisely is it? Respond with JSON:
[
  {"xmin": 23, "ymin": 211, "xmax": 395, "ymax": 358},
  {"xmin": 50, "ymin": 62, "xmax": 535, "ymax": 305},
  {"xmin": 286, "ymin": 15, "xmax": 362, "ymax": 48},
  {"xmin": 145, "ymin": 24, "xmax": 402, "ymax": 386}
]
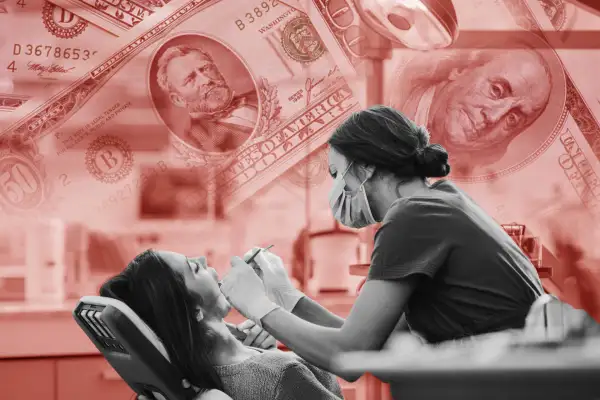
[{"xmin": 354, "ymin": 0, "xmax": 459, "ymax": 50}]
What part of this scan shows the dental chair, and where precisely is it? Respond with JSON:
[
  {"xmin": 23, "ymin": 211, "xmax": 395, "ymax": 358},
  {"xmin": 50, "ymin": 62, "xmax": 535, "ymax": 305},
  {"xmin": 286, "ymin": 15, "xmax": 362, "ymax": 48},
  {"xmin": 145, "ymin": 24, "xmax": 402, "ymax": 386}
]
[{"xmin": 73, "ymin": 296, "xmax": 232, "ymax": 400}]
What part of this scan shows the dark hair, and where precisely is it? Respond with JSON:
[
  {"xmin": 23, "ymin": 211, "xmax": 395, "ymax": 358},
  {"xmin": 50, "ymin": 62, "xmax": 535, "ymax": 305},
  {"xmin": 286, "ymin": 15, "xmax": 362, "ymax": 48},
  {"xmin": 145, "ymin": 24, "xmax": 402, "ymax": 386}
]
[
  {"xmin": 328, "ymin": 105, "xmax": 450, "ymax": 178},
  {"xmin": 99, "ymin": 249, "xmax": 223, "ymax": 392}
]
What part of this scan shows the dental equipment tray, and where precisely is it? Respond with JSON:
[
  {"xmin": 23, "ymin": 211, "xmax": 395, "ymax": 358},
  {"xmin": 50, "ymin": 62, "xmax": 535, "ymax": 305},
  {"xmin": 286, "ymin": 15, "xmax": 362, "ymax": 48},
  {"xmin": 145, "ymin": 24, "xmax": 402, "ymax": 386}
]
[{"xmin": 73, "ymin": 296, "xmax": 198, "ymax": 400}]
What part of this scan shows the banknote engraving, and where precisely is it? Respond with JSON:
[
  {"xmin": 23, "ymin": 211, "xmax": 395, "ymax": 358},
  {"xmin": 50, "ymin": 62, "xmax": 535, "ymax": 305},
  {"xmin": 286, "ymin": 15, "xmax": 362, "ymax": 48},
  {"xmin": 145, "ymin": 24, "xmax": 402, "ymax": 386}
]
[
  {"xmin": 219, "ymin": 83, "xmax": 354, "ymax": 196},
  {"xmin": 505, "ymin": 0, "xmax": 600, "ymax": 162},
  {"xmin": 56, "ymin": 101, "xmax": 132, "ymax": 154},
  {"xmin": 281, "ymin": 15, "xmax": 325, "ymax": 63},
  {"xmin": 149, "ymin": 35, "xmax": 260, "ymax": 155},
  {"xmin": 0, "ymin": 134, "xmax": 49, "ymax": 212},
  {"xmin": 256, "ymin": 7, "xmax": 294, "ymax": 35},
  {"xmin": 566, "ymin": 82, "xmax": 600, "ymax": 158},
  {"xmin": 76, "ymin": 0, "xmax": 155, "ymax": 30},
  {"xmin": 171, "ymin": 74, "xmax": 283, "ymax": 168},
  {"xmin": 8, "ymin": 2, "xmax": 213, "ymax": 143},
  {"xmin": 42, "ymin": 1, "xmax": 88, "ymax": 39},
  {"xmin": 558, "ymin": 130, "xmax": 600, "ymax": 213},
  {"xmin": 539, "ymin": 0, "xmax": 567, "ymax": 30},
  {"xmin": 0, "ymin": 0, "xmax": 105, "ymax": 114},
  {"xmin": 96, "ymin": 160, "xmax": 168, "ymax": 212},
  {"xmin": 2, "ymin": 0, "xmax": 358, "ymax": 213},
  {"xmin": 388, "ymin": 31, "xmax": 568, "ymax": 181},
  {"xmin": 45, "ymin": 0, "xmax": 167, "ymax": 36},
  {"xmin": 0, "ymin": 153, "xmax": 45, "ymax": 210},
  {"xmin": 85, "ymin": 135, "xmax": 134, "ymax": 183}
]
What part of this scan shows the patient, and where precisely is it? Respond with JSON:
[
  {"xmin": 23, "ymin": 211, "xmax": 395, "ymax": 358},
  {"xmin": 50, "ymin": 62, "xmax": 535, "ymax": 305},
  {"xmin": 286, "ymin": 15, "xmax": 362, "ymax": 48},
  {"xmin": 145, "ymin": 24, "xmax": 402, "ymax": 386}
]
[{"xmin": 100, "ymin": 249, "xmax": 343, "ymax": 400}]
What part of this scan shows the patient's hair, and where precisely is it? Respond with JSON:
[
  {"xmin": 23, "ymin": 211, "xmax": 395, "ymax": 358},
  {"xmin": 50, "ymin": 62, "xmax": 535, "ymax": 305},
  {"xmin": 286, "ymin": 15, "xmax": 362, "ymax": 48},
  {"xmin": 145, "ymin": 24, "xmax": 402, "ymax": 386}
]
[{"xmin": 99, "ymin": 249, "xmax": 224, "ymax": 392}]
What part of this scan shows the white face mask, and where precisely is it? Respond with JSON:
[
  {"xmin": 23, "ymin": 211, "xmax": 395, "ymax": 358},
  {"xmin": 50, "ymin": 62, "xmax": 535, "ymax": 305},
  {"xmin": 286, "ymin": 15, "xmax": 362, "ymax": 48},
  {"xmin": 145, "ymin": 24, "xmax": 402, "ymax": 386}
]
[{"xmin": 328, "ymin": 162, "xmax": 377, "ymax": 229}]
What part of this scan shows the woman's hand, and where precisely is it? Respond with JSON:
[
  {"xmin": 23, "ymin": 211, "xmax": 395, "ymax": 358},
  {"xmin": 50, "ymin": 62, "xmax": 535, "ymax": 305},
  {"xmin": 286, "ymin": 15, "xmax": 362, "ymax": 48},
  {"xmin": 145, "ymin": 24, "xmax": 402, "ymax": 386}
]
[
  {"xmin": 220, "ymin": 256, "xmax": 279, "ymax": 325},
  {"xmin": 243, "ymin": 247, "xmax": 305, "ymax": 312},
  {"xmin": 237, "ymin": 319, "xmax": 277, "ymax": 349}
]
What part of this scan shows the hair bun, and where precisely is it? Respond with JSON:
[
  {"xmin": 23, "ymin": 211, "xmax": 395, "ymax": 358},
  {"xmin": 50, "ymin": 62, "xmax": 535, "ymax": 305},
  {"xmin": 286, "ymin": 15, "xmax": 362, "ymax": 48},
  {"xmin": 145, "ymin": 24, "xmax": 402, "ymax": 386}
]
[{"xmin": 415, "ymin": 144, "xmax": 451, "ymax": 177}]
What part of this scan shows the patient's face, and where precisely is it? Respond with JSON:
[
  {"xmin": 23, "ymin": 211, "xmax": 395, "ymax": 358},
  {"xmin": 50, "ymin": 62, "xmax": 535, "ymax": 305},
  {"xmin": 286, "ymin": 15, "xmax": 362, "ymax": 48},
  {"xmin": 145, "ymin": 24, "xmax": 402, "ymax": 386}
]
[{"xmin": 157, "ymin": 250, "xmax": 231, "ymax": 319}]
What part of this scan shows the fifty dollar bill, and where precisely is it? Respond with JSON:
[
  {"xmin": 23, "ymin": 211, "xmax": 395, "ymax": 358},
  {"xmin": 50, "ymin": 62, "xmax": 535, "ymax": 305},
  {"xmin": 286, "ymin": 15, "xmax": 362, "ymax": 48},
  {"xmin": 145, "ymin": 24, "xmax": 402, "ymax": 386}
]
[{"xmin": 0, "ymin": 0, "xmax": 359, "ymax": 217}]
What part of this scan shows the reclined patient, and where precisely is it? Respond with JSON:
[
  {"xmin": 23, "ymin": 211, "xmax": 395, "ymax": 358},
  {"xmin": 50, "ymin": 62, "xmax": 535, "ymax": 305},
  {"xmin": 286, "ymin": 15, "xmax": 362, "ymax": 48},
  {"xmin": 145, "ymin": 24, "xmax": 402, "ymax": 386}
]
[{"xmin": 100, "ymin": 249, "xmax": 343, "ymax": 400}]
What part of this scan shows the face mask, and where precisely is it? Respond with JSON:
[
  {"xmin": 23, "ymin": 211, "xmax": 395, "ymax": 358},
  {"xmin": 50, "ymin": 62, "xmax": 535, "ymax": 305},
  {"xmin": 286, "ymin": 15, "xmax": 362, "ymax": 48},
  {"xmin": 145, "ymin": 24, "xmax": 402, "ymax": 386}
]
[{"xmin": 329, "ymin": 162, "xmax": 377, "ymax": 228}]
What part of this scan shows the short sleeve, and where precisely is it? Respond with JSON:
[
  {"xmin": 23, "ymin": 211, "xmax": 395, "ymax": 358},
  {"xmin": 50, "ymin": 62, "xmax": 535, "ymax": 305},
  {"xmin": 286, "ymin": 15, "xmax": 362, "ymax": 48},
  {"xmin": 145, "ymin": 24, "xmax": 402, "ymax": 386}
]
[
  {"xmin": 368, "ymin": 198, "xmax": 454, "ymax": 281},
  {"xmin": 273, "ymin": 364, "xmax": 343, "ymax": 400}
]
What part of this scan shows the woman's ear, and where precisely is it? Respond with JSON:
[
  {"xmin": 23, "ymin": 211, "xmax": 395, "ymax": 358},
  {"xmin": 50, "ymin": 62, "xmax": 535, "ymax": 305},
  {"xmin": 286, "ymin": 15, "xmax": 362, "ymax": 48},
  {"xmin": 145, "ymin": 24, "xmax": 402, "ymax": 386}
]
[{"xmin": 360, "ymin": 164, "xmax": 377, "ymax": 181}]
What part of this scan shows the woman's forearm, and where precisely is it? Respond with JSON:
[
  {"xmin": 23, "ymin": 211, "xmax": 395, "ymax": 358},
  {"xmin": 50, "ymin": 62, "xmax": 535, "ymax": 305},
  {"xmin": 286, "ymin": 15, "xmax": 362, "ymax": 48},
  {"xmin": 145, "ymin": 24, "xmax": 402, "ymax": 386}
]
[
  {"xmin": 261, "ymin": 308, "xmax": 357, "ymax": 380},
  {"xmin": 291, "ymin": 296, "xmax": 345, "ymax": 328}
]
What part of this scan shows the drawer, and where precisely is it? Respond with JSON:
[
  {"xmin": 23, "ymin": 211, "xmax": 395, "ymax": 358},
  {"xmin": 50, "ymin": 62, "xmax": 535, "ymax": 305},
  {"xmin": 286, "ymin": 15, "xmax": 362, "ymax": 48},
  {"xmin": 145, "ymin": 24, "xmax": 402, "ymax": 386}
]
[
  {"xmin": 56, "ymin": 356, "xmax": 134, "ymax": 400},
  {"xmin": 0, "ymin": 358, "xmax": 55, "ymax": 400}
]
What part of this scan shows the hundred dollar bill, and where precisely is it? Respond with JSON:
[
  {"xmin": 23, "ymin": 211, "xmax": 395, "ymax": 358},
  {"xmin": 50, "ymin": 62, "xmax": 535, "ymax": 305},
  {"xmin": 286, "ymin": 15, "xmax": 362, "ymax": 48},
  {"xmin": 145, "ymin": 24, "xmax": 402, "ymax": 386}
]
[
  {"xmin": 526, "ymin": 0, "xmax": 600, "ymax": 155},
  {"xmin": 299, "ymin": 0, "xmax": 600, "ymax": 254},
  {"xmin": 0, "ymin": 0, "xmax": 108, "ymax": 116},
  {"xmin": 47, "ymin": 0, "xmax": 174, "ymax": 36},
  {"xmin": 0, "ymin": 0, "xmax": 359, "ymax": 217}
]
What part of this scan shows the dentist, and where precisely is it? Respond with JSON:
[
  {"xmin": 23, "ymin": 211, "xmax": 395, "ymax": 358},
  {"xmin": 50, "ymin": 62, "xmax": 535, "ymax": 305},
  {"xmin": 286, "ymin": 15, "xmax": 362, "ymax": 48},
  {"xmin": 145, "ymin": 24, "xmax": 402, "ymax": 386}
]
[{"xmin": 220, "ymin": 105, "xmax": 544, "ymax": 389}]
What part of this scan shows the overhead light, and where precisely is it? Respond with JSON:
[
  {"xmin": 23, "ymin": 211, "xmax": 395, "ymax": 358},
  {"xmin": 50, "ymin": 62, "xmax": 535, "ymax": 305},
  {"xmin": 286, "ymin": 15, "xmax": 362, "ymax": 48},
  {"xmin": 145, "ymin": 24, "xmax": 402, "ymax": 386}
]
[{"xmin": 355, "ymin": 0, "xmax": 459, "ymax": 50}]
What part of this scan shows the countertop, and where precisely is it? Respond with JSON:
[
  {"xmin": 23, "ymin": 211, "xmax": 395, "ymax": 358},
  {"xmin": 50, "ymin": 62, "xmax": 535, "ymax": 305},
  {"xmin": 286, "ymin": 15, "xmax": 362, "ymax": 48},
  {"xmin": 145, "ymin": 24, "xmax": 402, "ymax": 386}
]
[{"xmin": 0, "ymin": 292, "xmax": 356, "ymax": 359}]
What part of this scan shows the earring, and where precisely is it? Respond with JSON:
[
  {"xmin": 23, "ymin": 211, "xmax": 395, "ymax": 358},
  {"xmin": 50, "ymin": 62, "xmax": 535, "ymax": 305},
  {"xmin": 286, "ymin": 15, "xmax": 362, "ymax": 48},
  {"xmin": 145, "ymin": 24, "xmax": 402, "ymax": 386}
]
[{"xmin": 196, "ymin": 309, "xmax": 203, "ymax": 322}]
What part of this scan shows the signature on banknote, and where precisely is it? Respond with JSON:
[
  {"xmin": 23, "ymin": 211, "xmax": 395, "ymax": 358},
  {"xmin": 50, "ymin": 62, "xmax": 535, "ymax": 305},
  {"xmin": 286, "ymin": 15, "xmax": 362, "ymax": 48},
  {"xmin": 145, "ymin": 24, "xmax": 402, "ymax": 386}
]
[
  {"xmin": 27, "ymin": 61, "xmax": 75, "ymax": 77},
  {"xmin": 305, "ymin": 65, "xmax": 341, "ymax": 106}
]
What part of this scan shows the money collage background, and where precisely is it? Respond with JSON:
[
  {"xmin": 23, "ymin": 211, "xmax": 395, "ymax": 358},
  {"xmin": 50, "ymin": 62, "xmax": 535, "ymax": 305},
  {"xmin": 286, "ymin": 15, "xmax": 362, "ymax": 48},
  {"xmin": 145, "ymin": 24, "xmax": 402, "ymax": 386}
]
[{"xmin": 1, "ymin": 0, "xmax": 599, "ymax": 308}]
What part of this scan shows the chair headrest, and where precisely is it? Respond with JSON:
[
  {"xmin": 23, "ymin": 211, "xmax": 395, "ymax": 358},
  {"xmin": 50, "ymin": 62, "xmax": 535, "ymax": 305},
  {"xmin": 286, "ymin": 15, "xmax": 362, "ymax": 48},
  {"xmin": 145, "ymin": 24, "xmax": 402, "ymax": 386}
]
[{"xmin": 79, "ymin": 295, "xmax": 171, "ymax": 362}]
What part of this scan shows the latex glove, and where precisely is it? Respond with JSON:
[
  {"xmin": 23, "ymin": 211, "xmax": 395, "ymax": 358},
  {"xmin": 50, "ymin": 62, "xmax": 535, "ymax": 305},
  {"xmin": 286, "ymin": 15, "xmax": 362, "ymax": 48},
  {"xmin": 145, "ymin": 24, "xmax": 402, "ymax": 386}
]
[
  {"xmin": 237, "ymin": 319, "xmax": 277, "ymax": 349},
  {"xmin": 220, "ymin": 256, "xmax": 279, "ymax": 327},
  {"xmin": 243, "ymin": 247, "xmax": 305, "ymax": 312}
]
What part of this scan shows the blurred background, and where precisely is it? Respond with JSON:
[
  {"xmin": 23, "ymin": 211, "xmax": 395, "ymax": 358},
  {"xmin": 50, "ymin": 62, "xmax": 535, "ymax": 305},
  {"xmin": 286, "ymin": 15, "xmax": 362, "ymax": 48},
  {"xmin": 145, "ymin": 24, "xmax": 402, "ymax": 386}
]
[{"xmin": 2, "ymin": 0, "xmax": 600, "ymax": 399}]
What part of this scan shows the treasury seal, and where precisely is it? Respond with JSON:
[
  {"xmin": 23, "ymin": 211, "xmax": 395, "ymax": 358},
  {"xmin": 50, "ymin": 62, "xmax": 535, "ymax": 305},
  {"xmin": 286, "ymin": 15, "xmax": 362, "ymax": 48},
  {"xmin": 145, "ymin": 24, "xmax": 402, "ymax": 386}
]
[
  {"xmin": 85, "ymin": 135, "xmax": 134, "ymax": 184},
  {"xmin": 42, "ymin": 1, "xmax": 88, "ymax": 39},
  {"xmin": 281, "ymin": 16, "xmax": 325, "ymax": 64}
]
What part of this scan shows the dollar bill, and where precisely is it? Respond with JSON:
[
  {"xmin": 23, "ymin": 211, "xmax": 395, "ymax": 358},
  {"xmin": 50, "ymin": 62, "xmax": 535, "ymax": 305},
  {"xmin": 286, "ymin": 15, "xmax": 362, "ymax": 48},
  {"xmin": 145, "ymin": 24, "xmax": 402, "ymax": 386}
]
[
  {"xmin": 297, "ymin": 0, "xmax": 600, "ymax": 255},
  {"xmin": 0, "ymin": 0, "xmax": 110, "ymax": 117},
  {"xmin": 0, "ymin": 0, "xmax": 359, "ymax": 218},
  {"xmin": 47, "ymin": 0, "xmax": 174, "ymax": 36}
]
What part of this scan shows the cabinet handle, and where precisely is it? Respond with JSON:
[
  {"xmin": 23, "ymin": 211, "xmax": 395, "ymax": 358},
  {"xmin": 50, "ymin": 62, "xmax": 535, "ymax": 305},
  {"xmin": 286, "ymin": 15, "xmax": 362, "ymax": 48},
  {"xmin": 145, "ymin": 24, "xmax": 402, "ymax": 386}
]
[{"xmin": 101, "ymin": 368, "xmax": 122, "ymax": 381}]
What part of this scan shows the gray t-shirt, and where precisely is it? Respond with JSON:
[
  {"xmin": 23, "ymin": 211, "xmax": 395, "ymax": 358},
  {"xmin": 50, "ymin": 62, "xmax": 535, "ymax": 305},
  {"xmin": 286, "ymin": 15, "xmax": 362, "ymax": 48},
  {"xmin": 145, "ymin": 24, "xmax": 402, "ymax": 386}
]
[
  {"xmin": 214, "ymin": 348, "xmax": 343, "ymax": 400},
  {"xmin": 368, "ymin": 180, "xmax": 544, "ymax": 344}
]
